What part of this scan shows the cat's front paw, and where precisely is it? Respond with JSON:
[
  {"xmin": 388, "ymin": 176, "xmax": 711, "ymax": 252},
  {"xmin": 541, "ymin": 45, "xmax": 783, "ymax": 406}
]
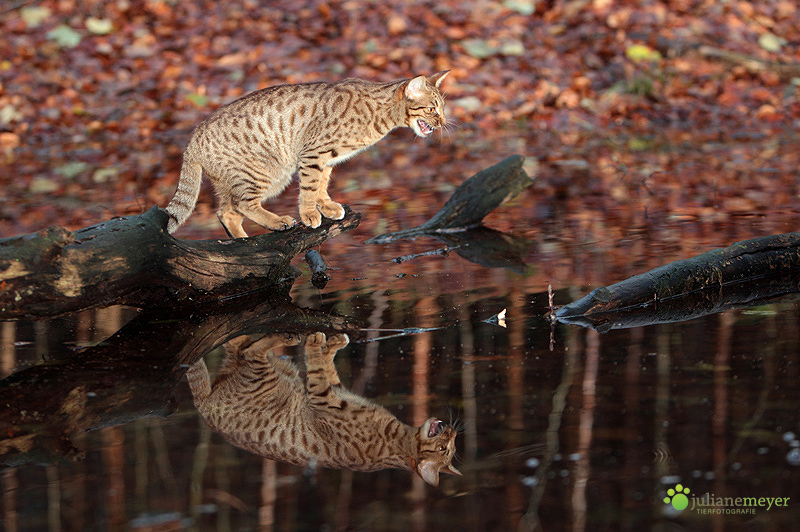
[
  {"xmin": 325, "ymin": 333, "xmax": 350, "ymax": 351},
  {"xmin": 318, "ymin": 201, "xmax": 345, "ymax": 220},
  {"xmin": 305, "ymin": 332, "xmax": 326, "ymax": 348},
  {"xmin": 300, "ymin": 208, "xmax": 323, "ymax": 229}
]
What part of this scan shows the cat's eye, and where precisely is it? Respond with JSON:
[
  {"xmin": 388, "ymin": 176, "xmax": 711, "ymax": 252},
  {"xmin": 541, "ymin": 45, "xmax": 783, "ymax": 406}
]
[{"xmin": 427, "ymin": 107, "xmax": 436, "ymax": 113}]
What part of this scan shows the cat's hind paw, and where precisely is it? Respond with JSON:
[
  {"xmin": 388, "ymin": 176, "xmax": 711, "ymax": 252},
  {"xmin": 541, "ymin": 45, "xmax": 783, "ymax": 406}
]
[
  {"xmin": 270, "ymin": 216, "xmax": 297, "ymax": 231},
  {"xmin": 277, "ymin": 333, "xmax": 301, "ymax": 346},
  {"xmin": 225, "ymin": 334, "xmax": 255, "ymax": 355}
]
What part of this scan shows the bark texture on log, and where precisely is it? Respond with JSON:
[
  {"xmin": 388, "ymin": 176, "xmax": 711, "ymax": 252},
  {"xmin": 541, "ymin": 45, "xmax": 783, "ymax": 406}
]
[
  {"xmin": 0, "ymin": 205, "xmax": 360, "ymax": 320},
  {"xmin": 556, "ymin": 232, "xmax": 800, "ymax": 332}
]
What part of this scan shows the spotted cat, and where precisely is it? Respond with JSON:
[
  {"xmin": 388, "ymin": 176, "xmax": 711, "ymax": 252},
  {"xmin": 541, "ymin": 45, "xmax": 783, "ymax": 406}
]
[
  {"xmin": 186, "ymin": 332, "xmax": 460, "ymax": 486},
  {"xmin": 166, "ymin": 72, "xmax": 449, "ymax": 237}
]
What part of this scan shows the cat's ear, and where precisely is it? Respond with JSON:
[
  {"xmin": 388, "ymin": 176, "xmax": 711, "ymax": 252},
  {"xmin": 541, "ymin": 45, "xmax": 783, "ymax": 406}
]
[
  {"xmin": 443, "ymin": 464, "xmax": 462, "ymax": 476},
  {"xmin": 404, "ymin": 75, "xmax": 428, "ymax": 101},
  {"xmin": 427, "ymin": 70, "xmax": 450, "ymax": 89},
  {"xmin": 417, "ymin": 459, "xmax": 441, "ymax": 486}
]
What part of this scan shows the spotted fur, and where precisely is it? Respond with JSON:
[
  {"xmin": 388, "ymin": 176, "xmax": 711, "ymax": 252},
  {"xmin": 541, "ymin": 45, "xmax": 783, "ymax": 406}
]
[
  {"xmin": 166, "ymin": 72, "xmax": 449, "ymax": 237},
  {"xmin": 185, "ymin": 332, "xmax": 460, "ymax": 486}
]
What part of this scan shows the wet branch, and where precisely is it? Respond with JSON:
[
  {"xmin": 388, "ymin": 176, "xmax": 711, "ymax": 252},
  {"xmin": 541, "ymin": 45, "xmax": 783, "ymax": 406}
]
[
  {"xmin": 556, "ymin": 232, "xmax": 800, "ymax": 332},
  {"xmin": 304, "ymin": 249, "xmax": 335, "ymax": 289},
  {"xmin": 366, "ymin": 155, "xmax": 533, "ymax": 244},
  {"xmin": 392, "ymin": 245, "xmax": 460, "ymax": 263},
  {"xmin": 366, "ymin": 155, "xmax": 534, "ymax": 272}
]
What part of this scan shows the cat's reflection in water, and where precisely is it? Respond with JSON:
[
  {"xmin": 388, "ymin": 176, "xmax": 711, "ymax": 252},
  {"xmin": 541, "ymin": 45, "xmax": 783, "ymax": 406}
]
[{"xmin": 186, "ymin": 332, "xmax": 460, "ymax": 486}]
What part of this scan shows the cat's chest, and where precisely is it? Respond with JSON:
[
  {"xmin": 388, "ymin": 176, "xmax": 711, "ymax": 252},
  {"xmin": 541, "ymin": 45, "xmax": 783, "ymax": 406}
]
[{"xmin": 326, "ymin": 145, "xmax": 372, "ymax": 167}]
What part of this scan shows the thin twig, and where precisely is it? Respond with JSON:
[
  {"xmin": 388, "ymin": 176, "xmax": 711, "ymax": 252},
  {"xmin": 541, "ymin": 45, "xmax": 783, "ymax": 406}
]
[{"xmin": 392, "ymin": 245, "xmax": 461, "ymax": 263}]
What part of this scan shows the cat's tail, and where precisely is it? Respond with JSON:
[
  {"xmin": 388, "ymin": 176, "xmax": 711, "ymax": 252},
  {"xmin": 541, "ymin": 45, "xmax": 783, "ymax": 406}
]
[
  {"xmin": 185, "ymin": 359, "xmax": 212, "ymax": 403},
  {"xmin": 165, "ymin": 155, "xmax": 203, "ymax": 233}
]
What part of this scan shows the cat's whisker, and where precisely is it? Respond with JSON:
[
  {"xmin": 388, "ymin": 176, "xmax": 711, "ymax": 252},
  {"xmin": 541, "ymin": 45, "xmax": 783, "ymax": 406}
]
[
  {"xmin": 446, "ymin": 405, "xmax": 465, "ymax": 434},
  {"xmin": 438, "ymin": 118, "xmax": 460, "ymax": 145}
]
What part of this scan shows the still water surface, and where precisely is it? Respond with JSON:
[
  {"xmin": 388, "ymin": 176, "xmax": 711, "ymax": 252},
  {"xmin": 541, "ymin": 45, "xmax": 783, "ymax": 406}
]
[
  {"xmin": 1, "ymin": 222, "xmax": 799, "ymax": 531},
  {"xmin": 2, "ymin": 126, "xmax": 800, "ymax": 531}
]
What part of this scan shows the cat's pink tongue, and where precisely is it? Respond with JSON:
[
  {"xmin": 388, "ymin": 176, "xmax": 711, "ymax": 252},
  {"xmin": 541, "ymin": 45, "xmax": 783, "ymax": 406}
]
[
  {"xmin": 428, "ymin": 419, "xmax": 442, "ymax": 437},
  {"xmin": 417, "ymin": 119, "xmax": 433, "ymax": 136}
]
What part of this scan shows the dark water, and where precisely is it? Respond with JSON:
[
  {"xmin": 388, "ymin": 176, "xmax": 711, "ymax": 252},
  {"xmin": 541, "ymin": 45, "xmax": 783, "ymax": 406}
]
[{"xmin": 2, "ymin": 231, "xmax": 799, "ymax": 532}]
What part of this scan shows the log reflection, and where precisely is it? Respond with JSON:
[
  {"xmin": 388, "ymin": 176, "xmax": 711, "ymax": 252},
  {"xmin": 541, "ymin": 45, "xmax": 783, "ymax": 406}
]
[{"xmin": 0, "ymin": 287, "xmax": 358, "ymax": 469}]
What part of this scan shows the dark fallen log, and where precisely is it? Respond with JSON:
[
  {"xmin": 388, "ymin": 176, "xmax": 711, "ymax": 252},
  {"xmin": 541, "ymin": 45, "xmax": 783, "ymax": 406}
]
[
  {"xmin": 365, "ymin": 155, "xmax": 533, "ymax": 244},
  {"xmin": 366, "ymin": 155, "xmax": 533, "ymax": 271},
  {"xmin": 0, "ymin": 205, "xmax": 360, "ymax": 320},
  {"xmin": 556, "ymin": 232, "xmax": 800, "ymax": 332},
  {"xmin": 0, "ymin": 286, "xmax": 364, "ymax": 469}
]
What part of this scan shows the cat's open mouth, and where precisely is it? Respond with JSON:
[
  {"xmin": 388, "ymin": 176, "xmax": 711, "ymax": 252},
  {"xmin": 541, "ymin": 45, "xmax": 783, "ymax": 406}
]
[
  {"xmin": 417, "ymin": 119, "xmax": 434, "ymax": 137},
  {"xmin": 427, "ymin": 419, "xmax": 444, "ymax": 437}
]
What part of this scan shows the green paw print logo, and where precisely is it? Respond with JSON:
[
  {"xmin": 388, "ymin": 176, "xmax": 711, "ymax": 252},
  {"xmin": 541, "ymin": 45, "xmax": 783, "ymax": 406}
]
[{"xmin": 664, "ymin": 484, "xmax": 690, "ymax": 511}]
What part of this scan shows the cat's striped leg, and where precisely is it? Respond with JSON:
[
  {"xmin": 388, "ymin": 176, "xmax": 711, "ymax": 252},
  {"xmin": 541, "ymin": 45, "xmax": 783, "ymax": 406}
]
[
  {"xmin": 185, "ymin": 359, "xmax": 212, "ymax": 402},
  {"xmin": 321, "ymin": 334, "xmax": 349, "ymax": 387},
  {"xmin": 316, "ymin": 166, "xmax": 345, "ymax": 221},
  {"xmin": 217, "ymin": 197, "xmax": 248, "ymax": 239},
  {"xmin": 304, "ymin": 333, "xmax": 345, "ymax": 408},
  {"xmin": 298, "ymin": 163, "xmax": 324, "ymax": 228}
]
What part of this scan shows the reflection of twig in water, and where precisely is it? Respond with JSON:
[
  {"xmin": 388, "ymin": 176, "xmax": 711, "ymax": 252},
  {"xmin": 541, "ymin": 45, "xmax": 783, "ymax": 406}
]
[
  {"xmin": 653, "ymin": 327, "xmax": 673, "ymax": 481},
  {"xmin": 547, "ymin": 284, "xmax": 556, "ymax": 351},
  {"xmin": 572, "ymin": 330, "xmax": 600, "ymax": 531},
  {"xmin": 519, "ymin": 325, "xmax": 580, "ymax": 531},
  {"xmin": 727, "ymin": 314, "xmax": 775, "ymax": 461},
  {"xmin": 350, "ymin": 291, "xmax": 389, "ymax": 393},
  {"xmin": 391, "ymin": 245, "xmax": 462, "ymax": 263},
  {"xmin": 459, "ymin": 306, "xmax": 479, "ymax": 466},
  {"xmin": 190, "ymin": 421, "xmax": 212, "ymax": 525},
  {"xmin": 353, "ymin": 326, "xmax": 446, "ymax": 343}
]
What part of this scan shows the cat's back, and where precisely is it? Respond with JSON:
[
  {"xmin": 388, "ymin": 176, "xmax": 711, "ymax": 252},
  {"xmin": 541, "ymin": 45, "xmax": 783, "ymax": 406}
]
[
  {"xmin": 200, "ymin": 356, "xmax": 303, "ymax": 426},
  {"xmin": 216, "ymin": 81, "xmax": 328, "ymax": 113},
  {"xmin": 199, "ymin": 77, "xmax": 391, "ymax": 125}
]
